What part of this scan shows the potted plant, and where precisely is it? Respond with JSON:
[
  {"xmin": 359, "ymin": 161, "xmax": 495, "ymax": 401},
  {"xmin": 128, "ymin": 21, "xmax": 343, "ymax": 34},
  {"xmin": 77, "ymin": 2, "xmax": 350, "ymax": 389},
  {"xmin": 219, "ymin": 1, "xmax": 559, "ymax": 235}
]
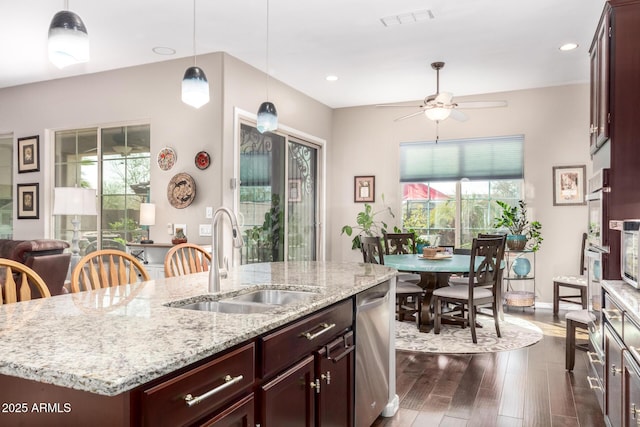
[
  {"xmin": 341, "ymin": 195, "xmax": 394, "ymax": 250},
  {"xmin": 493, "ymin": 200, "xmax": 543, "ymax": 251}
]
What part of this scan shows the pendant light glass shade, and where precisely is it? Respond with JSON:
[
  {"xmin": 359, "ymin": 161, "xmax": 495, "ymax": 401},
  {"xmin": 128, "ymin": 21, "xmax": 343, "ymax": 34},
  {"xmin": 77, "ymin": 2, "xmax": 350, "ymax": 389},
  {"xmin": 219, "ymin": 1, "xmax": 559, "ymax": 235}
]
[
  {"xmin": 48, "ymin": 10, "xmax": 89, "ymax": 69},
  {"xmin": 257, "ymin": 101, "xmax": 278, "ymax": 133},
  {"xmin": 182, "ymin": 66, "xmax": 210, "ymax": 109},
  {"xmin": 424, "ymin": 107, "xmax": 452, "ymax": 122}
]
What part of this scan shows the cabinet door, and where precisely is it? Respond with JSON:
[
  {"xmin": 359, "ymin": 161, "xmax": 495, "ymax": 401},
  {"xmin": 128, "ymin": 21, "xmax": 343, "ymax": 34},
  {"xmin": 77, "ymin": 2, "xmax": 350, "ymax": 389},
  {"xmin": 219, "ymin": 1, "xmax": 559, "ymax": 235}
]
[
  {"xmin": 260, "ymin": 355, "xmax": 315, "ymax": 427},
  {"xmin": 315, "ymin": 332, "xmax": 354, "ymax": 427},
  {"xmin": 624, "ymin": 351, "xmax": 640, "ymax": 427},
  {"xmin": 590, "ymin": 4, "xmax": 611, "ymax": 154},
  {"xmin": 605, "ymin": 322, "xmax": 624, "ymax": 427},
  {"xmin": 200, "ymin": 393, "xmax": 255, "ymax": 427}
]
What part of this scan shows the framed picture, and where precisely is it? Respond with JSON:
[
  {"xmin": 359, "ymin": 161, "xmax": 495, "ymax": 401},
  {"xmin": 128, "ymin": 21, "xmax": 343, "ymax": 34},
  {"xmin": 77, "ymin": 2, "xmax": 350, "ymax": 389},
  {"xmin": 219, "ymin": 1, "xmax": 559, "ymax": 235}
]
[
  {"xmin": 288, "ymin": 179, "xmax": 302, "ymax": 202},
  {"xmin": 17, "ymin": 183, "xmax": 39, "ymax": 219},
  {"xmin": 17, "ymin": 135, "xmax": 40, "ymax": 173},
  {"xmin": 354, "ymin": 175, "xmax": 375, "ymax": 203},
  {"xmin": 553, "ymin": 165, "xmax": 586, "ymax": 206}
]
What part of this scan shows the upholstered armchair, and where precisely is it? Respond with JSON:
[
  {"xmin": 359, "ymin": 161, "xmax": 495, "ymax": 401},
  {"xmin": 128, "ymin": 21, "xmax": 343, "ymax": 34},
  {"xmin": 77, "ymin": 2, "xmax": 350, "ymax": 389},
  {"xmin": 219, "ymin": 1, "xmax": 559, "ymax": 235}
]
[{"xmin": 0, "ymin": 239, "xmax": 71, "ymax": 296}]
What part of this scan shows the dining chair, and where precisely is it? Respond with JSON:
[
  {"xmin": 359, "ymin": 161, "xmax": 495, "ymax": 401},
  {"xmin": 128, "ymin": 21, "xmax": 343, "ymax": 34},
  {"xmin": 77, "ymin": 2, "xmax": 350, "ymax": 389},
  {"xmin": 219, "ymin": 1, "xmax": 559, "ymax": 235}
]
[
  {"xmin": 553, "ymin": 233, "xmax": 588, "ymax": 315},
  {"xmin": 0, "ymin": 258, "xmax": 51, "ymax": 304},
  {"xmin": 565, "ymin": 308, "xmax": 595, "ymax": 371},
  {"xmin": 432, "ymin": 236, "xmax": 506, "ymax": 343},
  {"xmin": 164, "ymin": 243, "xmax": 212, "ymax": 277},
  {"xmin": 382, "ymin": 232, "xmax": 420, "ymax": 284},
  {"xmin": 70, "ymin": 249, "xmax": 150, "ymax": 293},
  {"xmin": 361, "ymin": 236, "xmax": 423, "ymax": 326}
]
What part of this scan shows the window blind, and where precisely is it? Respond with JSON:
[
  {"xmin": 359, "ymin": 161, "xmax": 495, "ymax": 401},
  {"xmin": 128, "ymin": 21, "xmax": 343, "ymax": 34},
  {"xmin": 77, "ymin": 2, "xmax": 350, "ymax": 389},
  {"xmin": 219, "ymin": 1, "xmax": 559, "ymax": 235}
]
[{"xmin": 399, "ymin": 135, "xmax": 524, "ymax": 182}]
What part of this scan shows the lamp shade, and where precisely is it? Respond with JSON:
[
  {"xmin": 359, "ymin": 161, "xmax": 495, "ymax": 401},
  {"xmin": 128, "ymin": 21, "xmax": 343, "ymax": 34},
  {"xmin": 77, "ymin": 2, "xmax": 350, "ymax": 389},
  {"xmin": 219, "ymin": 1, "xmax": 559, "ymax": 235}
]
[
  {"xmin": 48, "ymin": 10, "xmax": 89, "ymax": 69},
  {"xmin": 139, "ymin": 203, "xmax": 156, "ymax": 226},
  {"xmin": 424, "ymin": 107, "xmax": 452, "ymax": 121},
  {"xmin": 182, "ymin": 66, "xmax": 210, "ymax": 108},
  {"xmin": 53, "ymin": 187, "xmax": 97, "ymax": 216},
  {"xmin": 257, "ymin": 101, "xmax": 278, "ymax": 133}
]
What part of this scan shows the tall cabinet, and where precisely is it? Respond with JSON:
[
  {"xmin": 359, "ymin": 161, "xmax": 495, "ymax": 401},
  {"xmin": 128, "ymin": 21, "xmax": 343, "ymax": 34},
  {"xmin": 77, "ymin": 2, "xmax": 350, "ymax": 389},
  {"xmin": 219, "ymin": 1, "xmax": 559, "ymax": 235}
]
[{"xmin": 590, "ymin": 0, "xmax": 640, "ymax": 281}]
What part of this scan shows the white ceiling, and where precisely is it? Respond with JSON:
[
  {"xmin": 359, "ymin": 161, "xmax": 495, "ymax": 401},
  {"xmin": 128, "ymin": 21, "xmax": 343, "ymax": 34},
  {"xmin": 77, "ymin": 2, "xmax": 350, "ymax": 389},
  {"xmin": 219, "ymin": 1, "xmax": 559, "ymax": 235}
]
[{"xmin": 0, "ymin": 0, "xmax": 605, "ymax": 108}]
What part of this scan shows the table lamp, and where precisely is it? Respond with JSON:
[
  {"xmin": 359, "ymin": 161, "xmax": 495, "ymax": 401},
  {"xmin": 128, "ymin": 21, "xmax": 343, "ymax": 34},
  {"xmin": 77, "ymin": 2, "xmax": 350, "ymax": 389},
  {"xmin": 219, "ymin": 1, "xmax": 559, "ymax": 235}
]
[
  {"xmin": 139, "ymin": 203, "xmax": 156, "ymax": 244},
  {"xmin": 53, "ymin": 187, "xmax": 98, "ymax": 268}
]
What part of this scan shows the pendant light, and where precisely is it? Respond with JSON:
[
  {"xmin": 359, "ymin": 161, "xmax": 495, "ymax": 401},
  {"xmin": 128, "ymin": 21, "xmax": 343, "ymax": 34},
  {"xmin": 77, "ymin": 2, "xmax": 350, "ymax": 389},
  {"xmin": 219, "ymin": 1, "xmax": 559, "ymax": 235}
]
[
  {"xmin": 48, "ymin": 0, "xmax": 89, "ymax": 69},
  {"xmin": 257, "ymin": 0, "xmax": 278, "ymax": 133},
  {"xmin": 181, "ymin": 0, "xmax": 210, "ymax": 109}
]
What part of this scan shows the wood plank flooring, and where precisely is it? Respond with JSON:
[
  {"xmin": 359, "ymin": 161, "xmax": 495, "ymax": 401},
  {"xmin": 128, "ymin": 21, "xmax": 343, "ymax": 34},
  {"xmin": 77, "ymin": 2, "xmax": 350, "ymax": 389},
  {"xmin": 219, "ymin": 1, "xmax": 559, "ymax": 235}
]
[{"xmin": 372, "ymin": 308, "xmax": 605, "ymax": 427}]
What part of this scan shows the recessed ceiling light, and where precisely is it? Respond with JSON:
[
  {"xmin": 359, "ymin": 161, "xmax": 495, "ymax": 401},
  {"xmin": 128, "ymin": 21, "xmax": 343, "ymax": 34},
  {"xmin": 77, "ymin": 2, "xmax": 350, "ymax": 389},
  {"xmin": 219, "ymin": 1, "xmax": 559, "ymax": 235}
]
[
  {"xmin": 326, "ymin": 75, "xmax": 338, "ymax": 82},
  {"xmin": 153, "ymin": 46, "xmax": 176, "ymax": 55},
  {"xmin": 559, "ymin": 43, "xmax": 579, "ymax": 51}
]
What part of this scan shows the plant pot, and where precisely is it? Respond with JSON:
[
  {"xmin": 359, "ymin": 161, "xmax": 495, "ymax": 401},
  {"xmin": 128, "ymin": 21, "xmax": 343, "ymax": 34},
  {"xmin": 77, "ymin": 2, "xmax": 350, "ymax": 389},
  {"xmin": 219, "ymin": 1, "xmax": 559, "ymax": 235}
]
[
  {"xmin": 506, "ymin": 234, "xmax": 527, "ymax": 251},
  {"xmin": 416, "ymin": 243, "xmax": 427, "ymax": 254}
]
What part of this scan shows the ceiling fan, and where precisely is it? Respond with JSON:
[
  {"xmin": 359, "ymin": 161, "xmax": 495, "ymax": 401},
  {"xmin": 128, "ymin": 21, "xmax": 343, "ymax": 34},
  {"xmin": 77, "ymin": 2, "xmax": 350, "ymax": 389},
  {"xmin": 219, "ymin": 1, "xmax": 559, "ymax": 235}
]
[{"xmin": 377, "ymin": 61, "xmax": 507, "ymax": 122}]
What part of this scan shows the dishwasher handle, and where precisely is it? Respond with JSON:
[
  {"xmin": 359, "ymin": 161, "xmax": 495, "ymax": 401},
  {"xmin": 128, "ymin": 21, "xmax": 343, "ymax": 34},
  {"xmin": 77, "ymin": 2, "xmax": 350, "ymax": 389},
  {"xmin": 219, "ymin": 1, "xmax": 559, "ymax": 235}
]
[{"xmin": 357, "ymin": 292, "xmax": 389, "ymax": 311}]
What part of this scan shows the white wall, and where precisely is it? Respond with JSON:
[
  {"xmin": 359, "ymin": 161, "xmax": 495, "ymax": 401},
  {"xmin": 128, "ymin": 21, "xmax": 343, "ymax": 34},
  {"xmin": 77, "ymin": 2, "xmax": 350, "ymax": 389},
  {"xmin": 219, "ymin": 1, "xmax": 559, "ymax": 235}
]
[
  {"xmin": 329, "ymin": 84, "xmax": 591, "ymax": 304},
  {"xmin": 0, "ymin": 52, "xmax": 332, "ymax": 245}
]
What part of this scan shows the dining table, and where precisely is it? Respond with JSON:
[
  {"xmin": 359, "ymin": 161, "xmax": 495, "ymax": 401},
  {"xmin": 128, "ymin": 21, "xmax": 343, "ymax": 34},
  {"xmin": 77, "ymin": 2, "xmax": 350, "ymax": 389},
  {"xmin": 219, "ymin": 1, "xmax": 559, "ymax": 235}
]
[{"xmin": 384, "ymin": 253, "xmax": 504, "ymax": 332}]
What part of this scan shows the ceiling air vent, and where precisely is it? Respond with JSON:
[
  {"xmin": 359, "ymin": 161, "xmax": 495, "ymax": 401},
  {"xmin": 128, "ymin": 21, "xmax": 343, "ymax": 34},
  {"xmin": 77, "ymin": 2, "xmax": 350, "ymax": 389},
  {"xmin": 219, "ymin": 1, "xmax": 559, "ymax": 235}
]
[{"xmin": 380, "ymin": 9, "xmax": 434, "ymax": 27}]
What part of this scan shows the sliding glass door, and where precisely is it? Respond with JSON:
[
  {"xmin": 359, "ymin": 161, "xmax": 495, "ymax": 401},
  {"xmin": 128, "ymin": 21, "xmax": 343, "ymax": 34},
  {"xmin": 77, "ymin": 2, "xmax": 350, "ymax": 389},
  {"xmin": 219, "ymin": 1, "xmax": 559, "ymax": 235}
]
[{"xmin": 239, "ymin": 123, "xmax": 319, "ymax": 264}]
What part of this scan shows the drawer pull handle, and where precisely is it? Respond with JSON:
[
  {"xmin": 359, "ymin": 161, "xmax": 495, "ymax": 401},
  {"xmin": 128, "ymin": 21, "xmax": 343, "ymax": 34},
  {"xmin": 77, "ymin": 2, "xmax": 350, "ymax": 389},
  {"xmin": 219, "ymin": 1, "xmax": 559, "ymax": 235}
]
[
  {"xmin": 184, "ymin": 374, "xmax": 244, "ymax": 408},
  {"xmin": 587, "ymin": 351, "xmax": 603, "ymax": 364},
  {"xmin": 328, "ymin": 343, "xmax": 354, "ymax": 363},
  {"xmin": 587, "ymin": 376, "xmax": 602, "ymax": 390},
  {"xmin": 602, "ymin": 308, "xmax": 622, "ymax": 320},
  {"xmin": 301, "ymin": 323, "xmax": 336, "ymax": 341},
  {"xmin": 632, "ymin": 403, "xmax": 639, "ymax": 419},
  {"xmin": 611, "ymin": 364, "xmax": 622, "ymax": 376},
  {"xmin": 321, "ymin": 371, "xmax": 331, "ymax": 385},
  {"xmin": 310, "ymin": 378, "xmax": 321, "ymax": 394}
]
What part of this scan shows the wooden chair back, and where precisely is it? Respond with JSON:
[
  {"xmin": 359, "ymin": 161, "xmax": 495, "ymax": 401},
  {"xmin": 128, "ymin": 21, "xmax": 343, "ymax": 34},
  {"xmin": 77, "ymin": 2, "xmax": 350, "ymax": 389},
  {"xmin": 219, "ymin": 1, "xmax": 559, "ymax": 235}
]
[
  {"xmin": 383, "ymin": 232, "xmax": 417, "ymax": 255},
  {"xmin": 0, "ymin": 258, "xmax": 51, "ymax": 304},
  {"xmin": 360, "ymin": 236, "xmax": 384, "ymax": 264},
  {"xmin": 70, "ymin": 249, "xmax": 150, "ymax": 293},
  {"xmin": 164, "ymin": 243, "xmax": 212, "ymax": 277},
  {"xmin": 470, "ymin": 235, "xmax": 507, "ymax": 292}
]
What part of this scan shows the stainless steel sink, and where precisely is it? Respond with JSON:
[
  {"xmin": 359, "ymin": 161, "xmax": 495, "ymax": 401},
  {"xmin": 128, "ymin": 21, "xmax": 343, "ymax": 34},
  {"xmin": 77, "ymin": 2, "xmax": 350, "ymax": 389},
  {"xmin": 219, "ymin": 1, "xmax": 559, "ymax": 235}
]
[
  {"xmin": 170, "ymin": 289, "xmax": 316, "ymax": 314},
  {"xmin": 223, "ymin": 289, "xmax": 315, "ymax": 305},
  {"xmin": 177, "ymin": 300, "xmax": 275, "ymax": 314}
]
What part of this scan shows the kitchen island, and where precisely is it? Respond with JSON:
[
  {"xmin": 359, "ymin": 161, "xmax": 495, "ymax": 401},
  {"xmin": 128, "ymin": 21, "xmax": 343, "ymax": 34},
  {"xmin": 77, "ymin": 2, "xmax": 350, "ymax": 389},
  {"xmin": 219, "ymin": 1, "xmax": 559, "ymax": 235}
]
[{"xmin": 0, "ymin": 261, "xmax": 397, "ymax": 426}]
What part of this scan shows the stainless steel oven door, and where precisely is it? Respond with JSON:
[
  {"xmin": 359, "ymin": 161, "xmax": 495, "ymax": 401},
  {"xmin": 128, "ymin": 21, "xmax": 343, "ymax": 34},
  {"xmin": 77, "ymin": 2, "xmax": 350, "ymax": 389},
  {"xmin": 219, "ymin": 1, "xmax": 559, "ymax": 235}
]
[{"xmin": 586, "ymin": 248, "xmax": 603, "ymax": 353}]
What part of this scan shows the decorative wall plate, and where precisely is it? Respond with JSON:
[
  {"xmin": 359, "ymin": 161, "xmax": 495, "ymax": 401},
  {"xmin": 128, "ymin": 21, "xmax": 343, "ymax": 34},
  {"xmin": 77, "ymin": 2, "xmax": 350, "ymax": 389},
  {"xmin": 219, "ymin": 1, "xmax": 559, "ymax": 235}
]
[
  {"xmin": 157, "ymin": 147, "xmax": 176, "ymax": 171},
  {"xmin": 195, "ymin": 151, "xmax": 211, "ymax": 170},
  {"xmin": 167, "ymin": 172, "xmax": 196, "ymax": 209}
]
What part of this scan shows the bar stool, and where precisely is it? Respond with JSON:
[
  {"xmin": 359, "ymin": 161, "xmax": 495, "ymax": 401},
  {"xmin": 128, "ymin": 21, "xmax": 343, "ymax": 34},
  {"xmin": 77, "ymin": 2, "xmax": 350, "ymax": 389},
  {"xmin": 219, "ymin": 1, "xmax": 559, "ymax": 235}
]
[{"xmin": 565, "ymin": 309, "xmax": 595, "ymax": 371}]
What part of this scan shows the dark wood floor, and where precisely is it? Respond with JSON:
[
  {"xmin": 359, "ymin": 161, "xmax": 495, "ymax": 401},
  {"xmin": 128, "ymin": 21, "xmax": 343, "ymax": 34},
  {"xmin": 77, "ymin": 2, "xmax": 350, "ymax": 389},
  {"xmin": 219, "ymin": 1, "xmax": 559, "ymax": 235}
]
[{"xmin": 372, "ymin": 307, "xmax": 605, "ymax": 427}]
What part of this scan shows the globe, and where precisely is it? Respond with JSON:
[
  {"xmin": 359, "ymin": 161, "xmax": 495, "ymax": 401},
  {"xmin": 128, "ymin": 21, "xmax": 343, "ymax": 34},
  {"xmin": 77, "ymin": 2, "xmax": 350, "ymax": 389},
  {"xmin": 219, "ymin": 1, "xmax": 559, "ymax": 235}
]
[{"xmin": 512, "ymin": 257, "xmax": 531, "ymax": 277}]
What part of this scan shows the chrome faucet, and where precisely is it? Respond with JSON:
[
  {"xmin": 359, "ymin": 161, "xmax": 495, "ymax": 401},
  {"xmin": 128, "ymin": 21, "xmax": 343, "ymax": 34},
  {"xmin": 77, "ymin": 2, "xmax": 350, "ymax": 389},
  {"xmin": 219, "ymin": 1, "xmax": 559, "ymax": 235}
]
[{"xmin": 209, "ymin": 207, "xmax": 244, "ymax": 292}]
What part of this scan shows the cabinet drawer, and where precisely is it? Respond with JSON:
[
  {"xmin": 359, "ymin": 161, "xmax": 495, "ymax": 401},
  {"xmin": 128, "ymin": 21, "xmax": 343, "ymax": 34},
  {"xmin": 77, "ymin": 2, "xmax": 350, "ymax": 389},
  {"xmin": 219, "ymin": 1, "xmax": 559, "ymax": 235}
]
[
  {"xmin": 626, "ymin": 315, "xmax": 640, "ymax": 364},
  {"xmin": 142, "ymin": 343, "xmax": 255, "ymax": 427},
  {"xmin": 260, "ymin": 299, "xmax": 354, "ymax": 378},
  {"xmin": 604, "ymin": 293, "xmax": 624, "ymax": 339}
]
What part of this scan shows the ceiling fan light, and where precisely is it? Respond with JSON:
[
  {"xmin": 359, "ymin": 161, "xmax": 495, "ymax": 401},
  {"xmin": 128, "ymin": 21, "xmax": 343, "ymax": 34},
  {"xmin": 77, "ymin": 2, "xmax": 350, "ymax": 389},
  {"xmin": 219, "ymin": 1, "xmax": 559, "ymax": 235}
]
[
  {"xmin": 48, "ymin": 10, "xmax": 89, "ymax": 69},
  {"xmin": 257, "ymin": 101, "xmax": 278, "ymax": 133},
  {"xmin": 181, "ymin": 66, "xmax": 210, "ymax": 109},
  {"xmin": 425, "ymin": 107, "xmax": 451, "ymax": 121}
]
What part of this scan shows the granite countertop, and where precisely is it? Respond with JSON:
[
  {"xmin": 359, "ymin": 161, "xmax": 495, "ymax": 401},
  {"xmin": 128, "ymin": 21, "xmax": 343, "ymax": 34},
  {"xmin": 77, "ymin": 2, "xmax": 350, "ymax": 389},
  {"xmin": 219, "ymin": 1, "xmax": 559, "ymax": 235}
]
[
  {"xmin": 602, "ymin": 279, "xmax": 640, "ymax": 323},
  {"xmin": 0, "ymin": 261, "xmax": 395, "ymax": 397}
]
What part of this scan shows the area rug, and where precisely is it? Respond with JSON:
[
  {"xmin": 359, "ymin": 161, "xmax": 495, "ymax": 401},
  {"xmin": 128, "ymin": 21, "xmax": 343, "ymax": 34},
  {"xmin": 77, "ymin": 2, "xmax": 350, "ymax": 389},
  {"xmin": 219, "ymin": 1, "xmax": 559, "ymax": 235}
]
[{"xmin": 395, "ymin": 314, "xmax": 543, "ymax": 354}]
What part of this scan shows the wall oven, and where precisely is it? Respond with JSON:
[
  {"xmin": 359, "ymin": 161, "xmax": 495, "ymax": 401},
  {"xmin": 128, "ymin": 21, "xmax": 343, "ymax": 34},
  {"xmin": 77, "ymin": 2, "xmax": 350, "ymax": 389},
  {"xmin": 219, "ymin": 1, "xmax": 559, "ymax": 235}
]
[{"xmin": 587, "ymin": 168, "xmax": 610, "ymax": 252}]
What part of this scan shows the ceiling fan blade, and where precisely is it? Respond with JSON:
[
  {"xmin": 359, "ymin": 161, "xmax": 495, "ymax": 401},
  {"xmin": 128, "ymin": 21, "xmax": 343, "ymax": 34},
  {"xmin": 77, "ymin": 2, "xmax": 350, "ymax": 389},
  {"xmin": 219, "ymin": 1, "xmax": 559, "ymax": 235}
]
[
  {"xmin": 455, "ymin": 100, "xmax": 508, "ymax": 109},
  {"xmin": 394, "ymin": 110, "xmax": 426, "ymax": 122},
  {"xmin": 450, "ymin": 109, "xmax": 469, "ymax": 122},
  {"xmin": 375, "ymin": 103, "xmax": 424, "ymax": 108}
]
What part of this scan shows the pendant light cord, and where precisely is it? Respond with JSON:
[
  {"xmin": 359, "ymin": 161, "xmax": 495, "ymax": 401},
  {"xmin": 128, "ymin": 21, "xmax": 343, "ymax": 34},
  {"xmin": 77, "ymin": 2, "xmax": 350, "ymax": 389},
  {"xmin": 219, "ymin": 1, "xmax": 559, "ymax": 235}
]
[
  {"xmin": 192, "ymin": 0, "xmax": 197, "ymax": 66},
  {"xmin": 265, "ymin": 0, "xmax": 270, "ymax": 100}
]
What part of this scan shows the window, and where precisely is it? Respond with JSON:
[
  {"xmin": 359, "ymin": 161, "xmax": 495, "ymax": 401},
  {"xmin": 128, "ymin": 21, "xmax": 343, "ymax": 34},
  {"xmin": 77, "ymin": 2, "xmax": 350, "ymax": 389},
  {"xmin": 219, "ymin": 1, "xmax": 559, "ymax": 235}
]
[
  {"xmin": 0, "ymin": 133, "xmax": 13, "ymax": 238},
  {"xmin": 53, "ymin": 124, "xmax": 150, "ymax": 253},
  {"xmin": 400, "ymin": 135, "xmax": 523, "ymax": 248}
]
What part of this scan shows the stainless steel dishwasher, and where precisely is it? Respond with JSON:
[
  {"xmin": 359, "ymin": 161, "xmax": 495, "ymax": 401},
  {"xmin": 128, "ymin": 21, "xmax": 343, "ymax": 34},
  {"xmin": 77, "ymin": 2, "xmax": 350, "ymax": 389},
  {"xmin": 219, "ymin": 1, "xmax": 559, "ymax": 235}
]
[{"xmin": 355, "ymin": 280, "xmax": 390, "ymax": 427}]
